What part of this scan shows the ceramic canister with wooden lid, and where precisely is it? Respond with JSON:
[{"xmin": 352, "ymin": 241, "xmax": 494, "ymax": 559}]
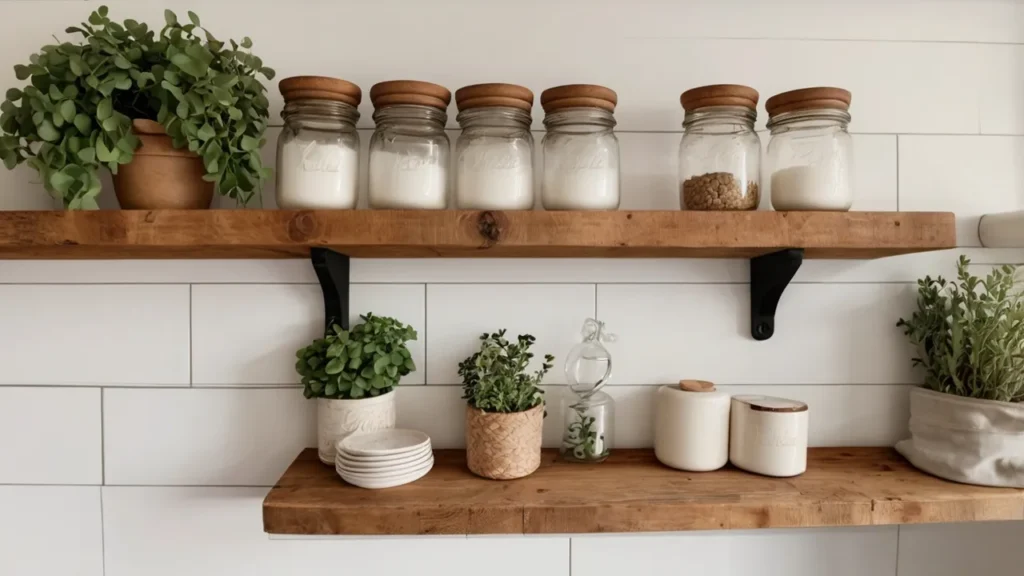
[
  {"xmin": 539, "ymin": 84, "xmax": 621, "ymax": 211},
  {"xmin": 729, "ymin": 395, "xmax": 809, "ymax": 477},
  {"xmin": 367, "ymin": 80, "xmax": 452, "ymax": 209},
  {"xmin": 654, "ymin": 380, "xmax": 731, "ymax": 472}
]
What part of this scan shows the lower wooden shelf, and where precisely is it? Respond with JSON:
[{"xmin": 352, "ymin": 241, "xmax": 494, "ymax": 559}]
[{"xmin": 262, "ymin": 448, "xmax": 1024, "ymax": 535}]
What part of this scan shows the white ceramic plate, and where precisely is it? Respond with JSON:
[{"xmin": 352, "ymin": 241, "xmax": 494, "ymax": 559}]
[
  {"xmin": 339, "ymin": 459, "xmax": 434, "ymax": 489},
  {"xmin": 336, "ymin": 448, "xmax": 432, "ymax": 473},
  {"xmin": 336, "ymin": 455, "xmax": 433, "ymax": 480},
  {"xmin": 336, "ymin": 442, "xmax": 432, "ymax": 464},
  {"xmin": 337, "ymin": 429, "xmax": 431, "ymax": 457}
]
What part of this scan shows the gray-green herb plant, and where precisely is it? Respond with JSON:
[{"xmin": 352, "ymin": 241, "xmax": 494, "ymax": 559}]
[
  {"xmin": 0, "ymin": 5, "xmax": 274, "ymax": 208},
  {"xmin": 562, "ymin": 405, "xmax": 608, "ymax": 461},
  {"xmin": 296, "ymin": 314, "xmax": 417, "ymax": 400},
  {"xmin": 459, "ymin": 330, "xmax": 554, "ymax": 413},
  {"xmin": 898, "ymin": 255, "xmax": 1024, "ymax": 403}
]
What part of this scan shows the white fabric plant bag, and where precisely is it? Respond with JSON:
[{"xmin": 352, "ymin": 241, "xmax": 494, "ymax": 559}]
[{"xmin": 896, "ymin": 387, "xmax": 1024, "ymax": 488}]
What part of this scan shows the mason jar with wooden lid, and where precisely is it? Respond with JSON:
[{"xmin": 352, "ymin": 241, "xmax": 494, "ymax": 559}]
[
  {"xmin": 678, "ymin": 84, "xmax": 761, "ymax": 211},
  {"xmin": 539, "ymin": 84, "xmax": 620, "ymax": 211},
  {"xmin": 765, "ymin": 86, "xmax": 853, "ymax": 211},
  {"xmin": 454, "ymin": 83, "xmax": 534, "ymax": 210},
  {"xmin": 276, "ymin": 76, "xmax": 361, "ymax": 209},
  {"xmin": 368, "ymin": 80, "xmax": 451, "ymax": 209}
]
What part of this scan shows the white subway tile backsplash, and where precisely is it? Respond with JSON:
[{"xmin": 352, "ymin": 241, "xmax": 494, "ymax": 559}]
[
  {"xmin": 980, "ymin": 45, "xmax": 1024, "ymax": 136},
  {"xmin": 396, "ymin": 385, "xmax": 465, "ymax": 449},
  {"xmin": 897, "ymin": 522, "xmax": 1024, "ymax": 576},
  {"xmin": 0, "ymin": 285, "xmax": 190, "ymax": 385},
  {"xmin": 0, "ymin": 387, "xmax": 101, "ymax": 484},
  {"xmin": 598, "ymin": 283, "xmax": 917, "ymax": 385},
  {"xmin": 426, "ymin": 284, "xmax": 595, "ymax": 385},
  {"xmin": 192, "ymin": 284, "xmax": 425, "ymax": 386},
  {"xmin": 0, "ymin": 486, "xmax": 103, "ymax": 576},
  {"xmin": 103, "ymin": 486, "xmax": 569, "ymax": 576},
  {"xmin": 103, "ymin": 388, "xmax": 315, "ymax": 486},
  {"xmin": 570, "ymin": 527, "xmax": 898, "ymax": 576},
  {"xmin": 899, "ymin": 136, "xmax": 1024, "ymax": 246}
]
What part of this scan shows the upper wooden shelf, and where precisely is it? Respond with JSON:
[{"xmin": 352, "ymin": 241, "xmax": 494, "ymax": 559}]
[
  {"xmin": 263, "ymin": 448, "xmax": 1023, "ymax": 536},
  {"xmin": 0, "ymin": 209, "xmax": 954, "ymax": 259}
]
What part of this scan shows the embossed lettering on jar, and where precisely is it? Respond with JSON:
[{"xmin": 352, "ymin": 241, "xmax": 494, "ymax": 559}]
[
  {"xmin": 276, "ymin": 76, "xmax": 362, "ymax": 209},
  {"xmin": 540, "ymin": 84, "xmax": 620, "ymax": 211},
  {"xmin": 368, "ymin": 80, "xmax": 452, "ymax": 210},
  {"xmin": 454, "ymin": 83, "xmax": 535, "ymax": 210}
]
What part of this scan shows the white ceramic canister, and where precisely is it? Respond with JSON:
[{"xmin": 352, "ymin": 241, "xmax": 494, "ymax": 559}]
[
  {"xmin": 729, "ymin": 395, "xmax": 809, "ymax": 477},
  {"xmin": 654, "ymin": 380, "xmax": 731, "ymax": 472},
  {"xmin": 317, "ymin": 391, "xmax": 397, "ymax": 464}
]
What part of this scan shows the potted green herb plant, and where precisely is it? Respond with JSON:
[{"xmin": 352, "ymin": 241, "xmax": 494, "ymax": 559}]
[
  {"xmin": 0, "ymin": 5, "xmax": 274, "ymax": 209},
  {"xmin": 896, "ymin": 256, "xmax": 1024, "ymax": 487},
  {"xmin": 295, "ymin": 314, "xmax": 418, "ymax": 465},
  {"xmin": 459, "ymin": 330, "xmax": 554, "ymax": 480}
]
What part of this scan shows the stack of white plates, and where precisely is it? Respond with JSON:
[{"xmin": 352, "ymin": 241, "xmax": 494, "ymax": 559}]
[{"xmin": 335, "ymin": 429, "xmax": 434, "ymax": 489}]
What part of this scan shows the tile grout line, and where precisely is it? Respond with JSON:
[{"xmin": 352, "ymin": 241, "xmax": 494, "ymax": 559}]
[
  {"xmin": 894, "ymin": 524, "xmax": 901, "ymax": 576},
  {"xmin": 189, "ymin": 285, "xmax": 194, "ymax": 387},
  {"xmin": 423, "ymin": 283, "xmax": 428, "ymax": 385},
  {"xmin": 100, "ymin": 388, "xmax": 105, "ymax": 486},
  {"xmin": 568, "ymin": 537, "xmax": 573, "ymax": 576},
  {"xmin": 99, "ymin": 485, "xmax": 106, "ymax": 576},
  {"xmin": 896, "ymin": 134, "xmax": 900, "ymax": 211}
]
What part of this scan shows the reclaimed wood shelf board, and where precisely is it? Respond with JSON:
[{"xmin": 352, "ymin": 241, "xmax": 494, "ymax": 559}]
[
  {"xmin": 263, "ymin": 448, "xmax": 1024, "ymax": 536},
  {"xmin": 0, "ymin": 209, "xmax": 954, "ymax": 259}
]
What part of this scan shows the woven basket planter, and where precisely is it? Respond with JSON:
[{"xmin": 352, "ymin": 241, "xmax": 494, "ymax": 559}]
[{"xmin": 465, "ymin": 403, "xmax": 543, "ymax": 480}]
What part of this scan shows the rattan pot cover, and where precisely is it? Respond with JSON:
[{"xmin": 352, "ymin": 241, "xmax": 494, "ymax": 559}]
[{"xmin": 465, "ymin": 403, "xmax": 543, "ymax": 480}]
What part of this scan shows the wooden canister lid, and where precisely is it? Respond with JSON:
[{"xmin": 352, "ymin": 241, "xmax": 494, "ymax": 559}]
[
  {"xmin": 680, "ymin": 84, "xmax": 758, "ymax": 112},
  {"xmin": 765, "ymin": 87, "xmax": 851, "ymax": 116},
  {"xmin": 679, "ymin": 380, "xmax": 716, "ymax": 393},
  {"xmin": 370, "ymin": 80, "xmax": 451, "ymax": 111},
  {"xmin": 456, "ymin": 83, "xmax": 534, "ymax": 112},
  {"xmin": 279, "ymin": 76, "xmax": 362, "ymax": 107},
  {"xmin": 733, "ymin": 395, "xmax": 808, "ymax": 413},
  {"xmin": 541, "ymin": 84, "xmax": 617, "ymax": 113}
]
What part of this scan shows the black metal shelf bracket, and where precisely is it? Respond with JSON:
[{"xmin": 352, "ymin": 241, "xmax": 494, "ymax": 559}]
[
  {"xmin": 311, "ymin": 248, "xmax": 350, "ymax": 333},
  {"xmin": 750, "ymin": 248, "xmax": 804, "ymax": 341}
]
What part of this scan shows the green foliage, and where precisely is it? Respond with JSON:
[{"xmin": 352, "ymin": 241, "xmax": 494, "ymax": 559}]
[
  {"xmin": 459, "ymin": 330, "xmax": 554, "ymax": 413},
  {"xmin": 296, "ymin": 314, "xmax": 417, "ymax": 400},
  {"xmin": 562, "ymin": 405, "xmax": 608, "ymax": 462},
  {"xmin": 898, "ymin": 255, "xmax": 1024, "ymax": 403},
  {"xmin": 0, "ymin": 5, "xmax": 274, "ymax": 208}
]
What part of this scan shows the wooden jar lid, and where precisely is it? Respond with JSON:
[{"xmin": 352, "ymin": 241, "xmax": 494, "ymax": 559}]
[
  {"xmin": 455, "ymin": 83, "xmax": 534, "ymax": 112},
  {"xmin": 370, "ymin": 80, "xmax": 452, "ymax": 111},
  {"xmin": 540, "ymin": 84, "xmax": 617, "ymax": 113},
  {"xmin": 766, "ymin": 87, "xmax": 851, "ymax": 116},
  {"xmin": 680, "ymin": 84, "xmax": 758, "ymax": 111},
  {"xmin": 734, "ymin": 395, "xmax": 809, "ymax": 413},
  {"xmin": 679, "ymin": 380, "xmax": 716, "ymax": 393},
  {"xmin": 279, "ymin": 76, "xmax": 362, "ymax": 107}
]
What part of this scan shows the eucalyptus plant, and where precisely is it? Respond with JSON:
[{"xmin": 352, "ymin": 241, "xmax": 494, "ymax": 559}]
[
  {"xmin": 898, "ymin": 255, "xmax": 1024, "ymax": 403},
  {"xmin": 296, "ymin": 314, "xmax": 417, "ymax": 400},
  {"xmin": 0, "ymin": 5, "xmax": 274, "ymax": 208},
  {"xmin": 459, "ymin": 330, "xmax": 554, "ymax": 413}
]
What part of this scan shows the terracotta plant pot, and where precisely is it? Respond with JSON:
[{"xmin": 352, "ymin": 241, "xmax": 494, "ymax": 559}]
[
  {"xmin": 112, "ymin": 119, "xmax": 214, "ymax": 209},
  {"xmin": 465, "ymin": 403, "xmax": 543, "ymax": 480},
  {"xmin": 317, "ymin": 391, "xmax": 397, "ymax": 465}
]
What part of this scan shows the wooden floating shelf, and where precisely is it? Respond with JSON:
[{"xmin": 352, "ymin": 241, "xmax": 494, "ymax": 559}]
[
  {"xmin": 0, "ymin": 209, "xmax": 954, "ymax": 259},
  {"xmin": 263, "ymin": 448, "xmax": 1024, "ymax": 536}
]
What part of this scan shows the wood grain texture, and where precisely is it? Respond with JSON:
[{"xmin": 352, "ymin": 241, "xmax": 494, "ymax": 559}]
[
  {"xmin": 0, "ymin": 210, "xmax": 955, "ymax": 259},
  {"xmin": 262, "ymin": 448, "xmax": 1024, "ymax": 536}
]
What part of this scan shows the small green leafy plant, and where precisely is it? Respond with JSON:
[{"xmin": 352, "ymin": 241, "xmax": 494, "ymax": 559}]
[
  {"xmin": 898, "ymin": 255, "xmax": 1024, "ymax": 403},
  {"xmin": 562, "ymin": 405, "xmax": 608, "ymax": 461},
  {"xmin": 0, "ymin": 5, "xmax": 274, "ymax": 208},
  {"xmin": 296, "ymin": 314, "xmax": 417, "ymax": 400},
  {"xmin": 459, "ymin": 330, "xmax": 554, "ymax": 413}
]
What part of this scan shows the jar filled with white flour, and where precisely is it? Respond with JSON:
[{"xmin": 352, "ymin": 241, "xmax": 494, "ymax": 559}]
[
  {"xmin": 539, "ymin": 84, "xmax": 620, "ymax": 210},
  {"xmin": 368, "ymin": 80, "xmax": 451, "ymax": 210},
  {"xmin": 766, "ymin": 87, "xmax": 853, "ymax": 211},
  {"xmin": 453, "ymin": 83, "xmax": 535, "ymax": 210},
  {"xmin": 678, "ymin": 84, "xmax": 761, "ymax": 211},
  {"xmin": 275, "ymin": 76, "xmax": 361, "ymax": 209}
]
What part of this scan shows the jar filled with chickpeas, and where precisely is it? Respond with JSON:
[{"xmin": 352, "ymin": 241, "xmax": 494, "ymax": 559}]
[{"xmin": 678, "ymin": 85, "xmax": 761, "ymax": 211}]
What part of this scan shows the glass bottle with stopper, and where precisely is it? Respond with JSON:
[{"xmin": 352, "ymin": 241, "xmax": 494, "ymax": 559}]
[{"xmin": 561, "ymin": 318, "xmax": 616, "ymax": 463}]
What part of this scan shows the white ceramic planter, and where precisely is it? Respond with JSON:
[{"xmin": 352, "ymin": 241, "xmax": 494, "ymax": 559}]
[
  {"xmin": 654, "ymin": 384, "xmax": 731, "ymax": 472},
  {"xmin": 317, "ymin": 392, "xmax": 397, "ymax": 465}
]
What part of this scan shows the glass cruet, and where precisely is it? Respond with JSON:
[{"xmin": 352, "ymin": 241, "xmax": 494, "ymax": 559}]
[{"xmin": 561, "ymin": 318, "xmax": 616, "ymax": 463}]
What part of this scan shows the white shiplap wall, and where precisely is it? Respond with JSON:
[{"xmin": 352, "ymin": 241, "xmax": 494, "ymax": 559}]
[{"xmin": 1, "ymin": 1, "xmax": 1024, "ymax": 575}]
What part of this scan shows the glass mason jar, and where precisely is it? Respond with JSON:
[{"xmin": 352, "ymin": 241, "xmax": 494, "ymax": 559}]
[
  {"xmin": 367, "ymin": 79, "xmax": 452, "ymax": 209},
  {"xmin": 540, "ymin": 85, "xmax": 620, "ymax": 210},
  {"xmin": 561, "ymin": 391, "xmax": 614, "ymax": 463},
  {"xmin": 765, "ymin": 87, "xmax": 854, "ymax": 211},
  {"xmin": 276, "ymin": 77, "xmax": 362, "ymax": 209},
  {"xmin": 455, "ymin": 106, "xmax": 534, "ymax": 210},
  {"xmin": 678, "ymin": 85, "xmax": 761, "ymax": 211}
]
